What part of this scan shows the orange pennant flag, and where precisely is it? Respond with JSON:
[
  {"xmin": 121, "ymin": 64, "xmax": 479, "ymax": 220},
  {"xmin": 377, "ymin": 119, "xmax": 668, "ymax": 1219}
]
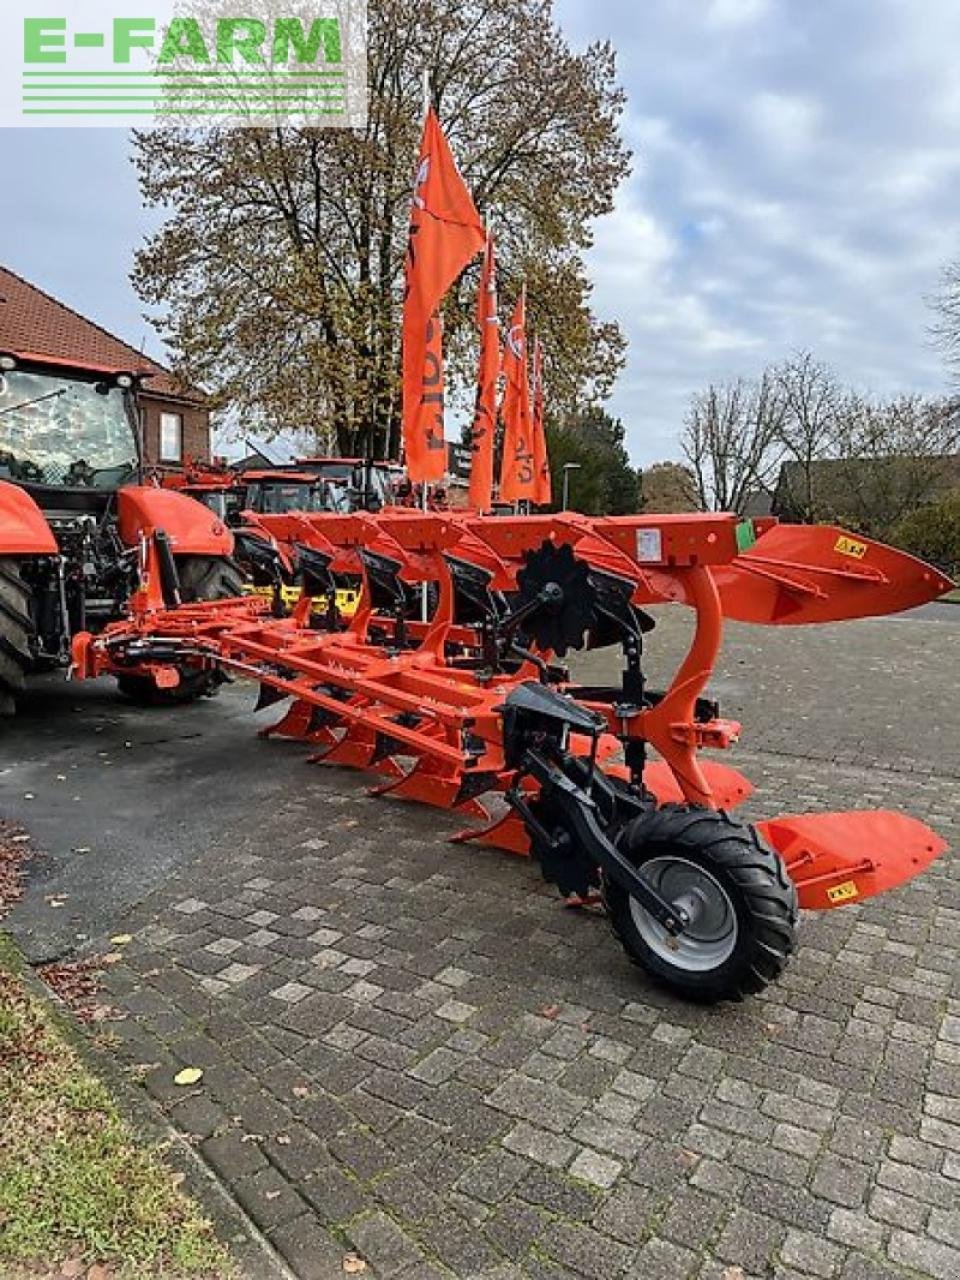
[
  {"xmin": 499, "ymin": 289, "xmax": 536, "ymax": 504},
  {"xmin": 531, "ymin": 336, "xmax": 551, "ymax": 506},
  {"xmin": 402, "ymin": 107, "xmax": 485, "ymax": 483},
  {"xmin": 468, "ymin": 232, "xmax": 499, "ymax": 512}
]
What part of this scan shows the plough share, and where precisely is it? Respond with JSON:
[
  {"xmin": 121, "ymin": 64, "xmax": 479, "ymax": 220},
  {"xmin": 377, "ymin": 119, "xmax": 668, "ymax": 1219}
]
[{"xmin": 72, "ymin": 509, "xmax": 952, "ymax": 1002}]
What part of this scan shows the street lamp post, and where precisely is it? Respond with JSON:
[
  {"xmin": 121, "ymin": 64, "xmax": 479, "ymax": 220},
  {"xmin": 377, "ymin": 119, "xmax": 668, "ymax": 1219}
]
[{"xmin": 561, "ymin": 462, "xmax": 582, "ymax": 511}]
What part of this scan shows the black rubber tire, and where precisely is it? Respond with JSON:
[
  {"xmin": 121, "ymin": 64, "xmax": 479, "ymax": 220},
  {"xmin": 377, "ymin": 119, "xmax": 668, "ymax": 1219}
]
[
  {"xmin": 116, "ymin": 555, "xmax": 243, "ymax": 706},
  {"xmin": 0, "ymin": 559, "xmax": 34, "ymax": 716},
  {"xmin": 604, "ymin": 804, "xmax": 798, "ymax": 1003}
]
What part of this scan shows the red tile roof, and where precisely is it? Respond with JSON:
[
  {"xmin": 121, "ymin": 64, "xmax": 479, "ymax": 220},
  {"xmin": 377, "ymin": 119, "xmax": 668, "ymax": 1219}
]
[{"xmin": 0, "ymin": 264, "xmax": 205, "ymax": 405}]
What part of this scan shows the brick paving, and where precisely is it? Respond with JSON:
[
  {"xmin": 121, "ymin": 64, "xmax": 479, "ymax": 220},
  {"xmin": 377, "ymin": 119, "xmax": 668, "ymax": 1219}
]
[{"xmin": 85, "ymin": 610, "xmax": 959, "ymax": 1278}]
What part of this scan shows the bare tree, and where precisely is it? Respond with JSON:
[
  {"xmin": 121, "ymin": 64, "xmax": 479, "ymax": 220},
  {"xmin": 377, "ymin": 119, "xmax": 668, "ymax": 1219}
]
[
  {"xmin": 681, "ymin": 373, "xmax": 785, "ymax": 512},
  {"xmin": 830, "ymin": 393, "xmax": 960, "ymax": 533},
  {"xmin": 931, "ymin": 261, "xmax": 960, "ymax": 379},
  {"xmin": 773, "ymin": 351, "xmax": 841, "ymax": 522}
]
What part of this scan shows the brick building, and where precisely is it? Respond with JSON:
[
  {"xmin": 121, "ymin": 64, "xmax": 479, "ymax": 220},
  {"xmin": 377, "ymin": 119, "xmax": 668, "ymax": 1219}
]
[{"xmin": 0, "ymin": 264, "xmax": 209, "ymax": 471}]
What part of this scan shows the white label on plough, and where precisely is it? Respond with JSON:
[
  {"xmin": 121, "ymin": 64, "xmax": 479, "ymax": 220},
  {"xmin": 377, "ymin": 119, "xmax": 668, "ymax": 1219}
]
[{"xmin": 636, "ymin": 528, "xmax": 663, "ymax": 563}]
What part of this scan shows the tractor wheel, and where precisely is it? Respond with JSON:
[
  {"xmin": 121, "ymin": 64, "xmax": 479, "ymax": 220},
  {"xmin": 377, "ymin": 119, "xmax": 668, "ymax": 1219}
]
[
  {"xmin": 604, "ymin": 804, "xmax": 798, "ymax": 1003},
  {"xmin": 0, "ymin": 559, "xmax": 34, "ymax": 716},
  {"xmin": 116, "ymin": 555, "xmax": 243, "ymax": 707}
]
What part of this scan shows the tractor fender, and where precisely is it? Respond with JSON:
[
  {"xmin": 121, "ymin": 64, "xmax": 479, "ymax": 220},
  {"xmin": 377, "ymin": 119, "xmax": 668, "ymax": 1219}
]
[
  {"xmin": 0, "ymin": 479, "xmax": 58, "ymax": 554},
  {"xmin": 117, "ymin": 484, "xmax": 234, "ymax": 556}
]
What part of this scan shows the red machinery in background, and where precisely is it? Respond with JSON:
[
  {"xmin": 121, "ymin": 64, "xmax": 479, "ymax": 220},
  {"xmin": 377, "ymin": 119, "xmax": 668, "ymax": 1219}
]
[{"xmin": 71, "ymin": 509, "xmax": 952, "ymax": 1003}]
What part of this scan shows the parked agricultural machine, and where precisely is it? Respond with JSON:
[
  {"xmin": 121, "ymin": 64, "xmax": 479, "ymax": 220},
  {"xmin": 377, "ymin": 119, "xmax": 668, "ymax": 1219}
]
[
  {"xmin": 69, "ymin": 506, "xmax": 952, "ymax": 1002},
  {"xmin": 0, "ymin": 356, "xmax": 242, "ymax": 713}
]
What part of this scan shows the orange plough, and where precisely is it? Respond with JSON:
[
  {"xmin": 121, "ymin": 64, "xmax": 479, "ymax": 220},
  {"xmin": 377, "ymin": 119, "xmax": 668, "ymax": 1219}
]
[{"xmin": 71, "ymin": 508, "xmax": 952, "ymax": 1002}]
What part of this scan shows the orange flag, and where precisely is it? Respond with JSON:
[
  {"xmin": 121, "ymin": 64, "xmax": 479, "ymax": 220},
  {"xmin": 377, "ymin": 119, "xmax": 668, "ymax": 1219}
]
[
  {"xmin": 468, "ymin": 232, "xmax": 499, "ymax": 511},
  {"xmin": 403, "ymin": 107, "xmax": 485, "ymax": 483},
  {"xmin": 531, "ymin": 336, "xmax": 551, "ymax": 506},
  {"xmin": 499, "ymin": 288, "xmax": 536, "ymax": 504}
]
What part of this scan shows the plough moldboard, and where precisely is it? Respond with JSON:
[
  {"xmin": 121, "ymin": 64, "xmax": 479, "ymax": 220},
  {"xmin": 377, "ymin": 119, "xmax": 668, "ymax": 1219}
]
[{"xmin": 72, "ymin": 510, "xmax": 952, "ymax": 1002}]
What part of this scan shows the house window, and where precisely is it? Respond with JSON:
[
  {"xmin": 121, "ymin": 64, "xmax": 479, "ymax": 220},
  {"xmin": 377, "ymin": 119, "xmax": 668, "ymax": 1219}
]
[{"xmin": 159, "ymin": 411, "xmax": 183, "ymax": 463}]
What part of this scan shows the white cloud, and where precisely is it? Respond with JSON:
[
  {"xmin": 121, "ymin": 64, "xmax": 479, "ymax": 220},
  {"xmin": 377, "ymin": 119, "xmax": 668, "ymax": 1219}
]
[
  {"xmin": 706, "ymin": 0, "xmax": 772, "ymax": 29},
  {"xmin": 557, "ymin": 0, "xmax": 959, "ymax": 464}
]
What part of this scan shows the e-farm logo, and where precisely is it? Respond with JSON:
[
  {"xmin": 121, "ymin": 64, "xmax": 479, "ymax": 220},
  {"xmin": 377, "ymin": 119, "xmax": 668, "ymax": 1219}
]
[{"xmin": 4, "ymin": 1, "xmax": 367, "ymax": 127}]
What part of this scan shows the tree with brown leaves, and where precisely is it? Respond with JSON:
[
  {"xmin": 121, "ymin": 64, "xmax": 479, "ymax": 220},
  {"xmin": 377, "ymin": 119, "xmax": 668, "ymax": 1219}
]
[{"xmin": 132, "ymin": 0, "xmax": 629, "ymax": 457}]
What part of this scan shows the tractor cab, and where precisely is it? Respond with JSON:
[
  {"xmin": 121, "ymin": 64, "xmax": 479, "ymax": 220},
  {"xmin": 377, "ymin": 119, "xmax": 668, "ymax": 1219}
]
[
  {"xmin": 293, "ymin": 457, "xmax": 404, "ymax": 511},
  {"xmin": 0, "ymin": 357, "xmax": 140, "ymax": 511},
  {"xmin": 239, "ymin": 469, "xmax": 336, "ymax": 515}
]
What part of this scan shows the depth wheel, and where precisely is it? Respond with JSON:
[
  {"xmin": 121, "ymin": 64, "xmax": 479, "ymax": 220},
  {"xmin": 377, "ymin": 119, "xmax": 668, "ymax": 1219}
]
[
  {"xmin": 0, "ymin": 558, "xmax": 34, "ymax": 716},
  {"xmin": 116, "ymin": 555, "xmax": 243, "ymax": 706},
  {"xmin": 604, "ymin": 804, "xmax": 798, "ymax": 1003}
]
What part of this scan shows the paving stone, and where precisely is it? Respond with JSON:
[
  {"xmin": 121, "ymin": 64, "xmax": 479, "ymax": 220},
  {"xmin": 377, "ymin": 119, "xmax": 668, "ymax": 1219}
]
[
  {"xmin": 888, "ymin": 1229, "xmax": 960, "ymax": 1280},
  {"xmin": 201, "ymin": 1130, "xmax": 269, "ymax": 1181},
  {"xmin": 487, "ymin": 1073, "xmax": 587, "ymax": 1134},
  {"xmin": 456, "ymin": 1148, "xmax": 530, "ymax": 1205},
  {"xmin": 346, "ymin": 1210, "xmax": 425, "ymax": 1275},
  {"xmin": 593, "ymin": 1182, "xmax": 659, "ymax": 1246},
  {"xmin": 501, "ymin": 1121, "xmax": 576, "ymax": 1170},
  {"xmin": 569, "ymin": 1148, "xmax": 623, "ymax": 1189},
  {"xmin": 659, "ymin": 1186, "xmax": 727, "ymax": 1251},
  {"xmin": 232, "ymin": 1165, "xmax": 305, "ymax": 1232},
  {"xmin": 715, "ymin": 1207, "xmax": 787, "ymax": 1273},
  {"xmin": 268, "ymin": 1213, "xmax": 346, "ymax": 1279},
  {"xmin": 633, "ymin": 1235, "xmax": 699, "ymax": 1280},
  {"xmin": 812, "ymin": 1155, "xmax": 871, "ymax": 1207},
  {"xmin": 270, "ymin": 980, "xmax": 313, "ymax": 1004},
  {"xmin": 435, "ymin": 999, "xmax": 478, "ymax": 1023},
  {"xmin": 541, "ymin": 1221, "xmax": 635, "ymax": 1280},
  {"xmin": 827, "ymin": 1208, "xmax": 884, "ymax": 1253},
  {"xmin": 781, "ymin": 1228, "xmax": 845, "ymax": 1277}
]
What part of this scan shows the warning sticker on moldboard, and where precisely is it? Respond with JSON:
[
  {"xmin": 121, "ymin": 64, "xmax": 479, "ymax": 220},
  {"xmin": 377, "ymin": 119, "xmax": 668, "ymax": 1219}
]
[
  {"xmin": 826, "ymin": 880, "xmax": 859, "ymax": 903},
  {"xmin": 636, "ymin": 528, "xmax": 663, "ymax": 563},
  {"xmin": 834, "ymin": 535, "xmax": 867, "ymax": 559}
]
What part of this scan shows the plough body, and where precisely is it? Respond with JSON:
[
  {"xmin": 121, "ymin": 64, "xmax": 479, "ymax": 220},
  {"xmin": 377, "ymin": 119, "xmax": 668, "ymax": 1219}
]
[{"xmin": 71, "ymin": 509, "xmax": 952, "ymax": 1002}]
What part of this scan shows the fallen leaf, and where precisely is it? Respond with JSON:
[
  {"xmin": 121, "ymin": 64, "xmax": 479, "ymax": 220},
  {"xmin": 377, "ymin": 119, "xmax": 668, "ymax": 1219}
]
[
  {"xmin": 86, "ymin": 1265, "xmax": 110, "ymax": 1280},
  {"xmin": 109, "ymin": 934, "xmax": 133, "ymax": 945},
  {"xmin": 342, "ymin": 1254, "xmax": 367, "ymax": 1274},
  {"xmin": 174, "ymin": 1067, "xmax": 203, "ymax": 1087},
  {"xmin": 100, "ymin": 952, "xmax": 123, "ymax": 966},
  {"xmin": 59, "ymin": 1259, "xmax": 84, "ymax": 1278}
]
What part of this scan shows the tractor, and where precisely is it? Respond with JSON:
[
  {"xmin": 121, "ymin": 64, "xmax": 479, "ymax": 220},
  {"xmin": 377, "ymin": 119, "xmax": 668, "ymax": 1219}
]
[{"xmin": 0, "ymin": 354, "xmax": 241, "ymax": 712}]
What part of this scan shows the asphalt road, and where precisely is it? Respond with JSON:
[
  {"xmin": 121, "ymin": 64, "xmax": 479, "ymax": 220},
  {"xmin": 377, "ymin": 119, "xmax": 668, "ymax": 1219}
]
[{"xmin": 0, "ymin": 674, "xmax": 309, "ymax": 963}]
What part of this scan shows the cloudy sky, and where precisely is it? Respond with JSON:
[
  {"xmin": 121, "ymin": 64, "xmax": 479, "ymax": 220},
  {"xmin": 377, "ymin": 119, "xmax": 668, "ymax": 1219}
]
[{"xmin": 2, "ymin": 0, "xmax": 959, "ymax": 463}]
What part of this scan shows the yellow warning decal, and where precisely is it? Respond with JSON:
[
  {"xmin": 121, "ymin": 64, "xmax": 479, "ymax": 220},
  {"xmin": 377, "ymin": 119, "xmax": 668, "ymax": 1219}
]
[
  {"xmin": 827, "ymin": 880, "xmax": 860, "ymax": 904},
  {"xmin": 834, "ymin": 535, "xmax": 867, "ymax": 560}
]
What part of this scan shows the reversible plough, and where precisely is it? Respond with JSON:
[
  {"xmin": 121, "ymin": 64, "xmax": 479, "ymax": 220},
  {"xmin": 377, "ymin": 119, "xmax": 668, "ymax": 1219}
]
[{"xmin": 72, "ymin": 510, "xmax": 953, "ymax": 1002}]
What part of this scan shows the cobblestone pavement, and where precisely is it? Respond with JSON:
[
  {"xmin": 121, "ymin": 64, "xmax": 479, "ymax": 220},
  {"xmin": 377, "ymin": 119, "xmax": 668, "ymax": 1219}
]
[{"xmin": 23, "ymin": 610, "xmax": 960, "ymax": 1277}]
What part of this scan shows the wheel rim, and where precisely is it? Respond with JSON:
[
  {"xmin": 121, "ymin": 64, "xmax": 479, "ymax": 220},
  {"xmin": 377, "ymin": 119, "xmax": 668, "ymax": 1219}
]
[{"xmin": 629, "ymin": 856, "xmax": 738, "ymax": 972}]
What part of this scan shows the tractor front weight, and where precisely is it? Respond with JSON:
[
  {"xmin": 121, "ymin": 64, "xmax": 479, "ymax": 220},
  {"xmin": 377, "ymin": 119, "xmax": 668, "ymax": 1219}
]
[{"xmin": 70, "ymin": 509, "xmax": 952, "ymax": 1003}]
